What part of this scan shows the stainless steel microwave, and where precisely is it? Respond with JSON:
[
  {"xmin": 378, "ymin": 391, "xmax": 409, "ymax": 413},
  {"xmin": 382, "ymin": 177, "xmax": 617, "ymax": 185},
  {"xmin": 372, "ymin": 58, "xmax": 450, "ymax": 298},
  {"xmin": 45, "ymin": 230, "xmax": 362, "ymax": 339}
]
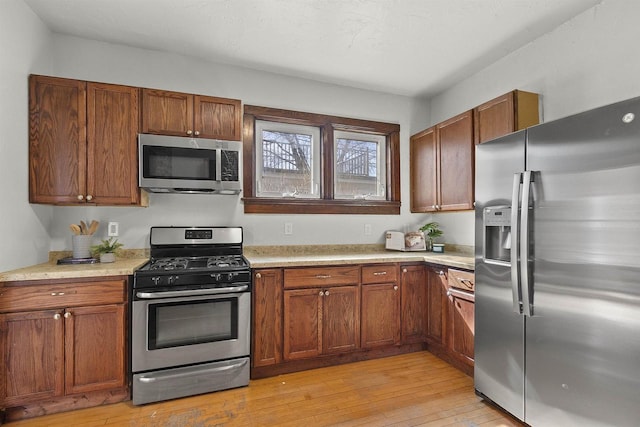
[{"xmin": 138, "ymin": 134, "xmax": 241, "ymax": 194}]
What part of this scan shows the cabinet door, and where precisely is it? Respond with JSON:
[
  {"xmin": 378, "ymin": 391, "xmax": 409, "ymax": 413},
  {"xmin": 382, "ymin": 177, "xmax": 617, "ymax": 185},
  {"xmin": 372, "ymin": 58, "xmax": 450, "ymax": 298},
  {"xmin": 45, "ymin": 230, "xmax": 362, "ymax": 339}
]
[
  {"xmin": 141, "ymin": 89, "xmax": 194, "ymax": 136},
  {"xmin": 194, "ymin": 95, "xmax": 241, "ymax": 140},
  {"xmin": 400, "ymin": 265, "xmax": 427, "ymax": 343},
  {"xmin": 87, "ymin": 82, "xmax": 140, "ymax": 205},
  {"xmin": 322, "ymin": 285, "xmax": 360, "ymax": 354},
  {"xmin": 410, "ymin": 127, "xmax": 438, "ymax": 213},
  {"xmin": 437, "ymin": 110, "xmax": 474, "ymax": 211},
  {"xmin": 449, "ymin": 294, "xmax": 475, "ymax": 366},
  {"xmin": 252, "ymin": 269, "xmax": 283, "ymax": 367},
  {"xmin": 29, "ymin": 75, "xmax": 87, "ymax": 204},
  {"xmin": 0, "ymin": 310, "xmax": 65, "ymax": 406},
  {"xmin": 283, "ymin": 288, "xmax": 321, "ymax": 360},
  {"xmin": 426, "ymin": 267, "xmax": 448, "ymax": 346},
  {"xmin": 474, "ymin": 90, "xmax": 540, "ymax": 145},
  {"xmin": 361, "ymin": 283, "xmax": 400, "ymax": 348},
  {"xmin": 474, "ymin": 92, "xmax": 515, "ymax": 145},
  {"xmin": 64, "ymin": 304, "xmax": 126, "ymax": 395}
]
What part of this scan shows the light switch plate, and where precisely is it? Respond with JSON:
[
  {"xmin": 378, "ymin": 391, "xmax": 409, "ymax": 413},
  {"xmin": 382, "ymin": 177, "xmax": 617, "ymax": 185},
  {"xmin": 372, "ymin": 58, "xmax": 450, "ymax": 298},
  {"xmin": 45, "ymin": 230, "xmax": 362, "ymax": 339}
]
[{"xmin": 108, "ymin": 222, "xmax": 119, "ymax": 237}]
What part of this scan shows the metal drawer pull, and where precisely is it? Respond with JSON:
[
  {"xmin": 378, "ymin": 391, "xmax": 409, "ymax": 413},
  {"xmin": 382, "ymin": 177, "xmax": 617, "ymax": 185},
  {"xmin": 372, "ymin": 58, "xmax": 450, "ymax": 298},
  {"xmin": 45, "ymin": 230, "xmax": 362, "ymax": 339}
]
[
  {"xmin": 373, "ymin": 272, "xmax": 387, "ymax": 276},
  {"xmin": 50, "ymin": 292, "xmax": 65, "ymax": 296},
  {"xmin": 315, "ymin": 274, "xmax": 332, "ymax": 279},
  {"xmin": 137, "ymin": 359, "xmax": 248, "ymax": 383},
  {"xmin": 447, "ymin": 287, "xmax": 475, "ymax": 302},
  {"xmin": 456, "ymin": 278, "xmax": 474, "ymax": 288}
]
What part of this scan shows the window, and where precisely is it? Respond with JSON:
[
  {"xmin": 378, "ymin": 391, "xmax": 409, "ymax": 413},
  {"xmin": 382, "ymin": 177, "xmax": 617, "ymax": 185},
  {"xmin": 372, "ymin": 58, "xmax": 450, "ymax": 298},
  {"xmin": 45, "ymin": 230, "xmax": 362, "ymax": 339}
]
[
  {"xmin": 334, "ymin": 131, "xmax": 386, "ymax": 200},
  {"xmin": 243, "ymin": 105, "xmax": 400, "ymax": 214},
  {"xmin": 255, "ymin": 121, "xmax": 321, "ymax": 198}
]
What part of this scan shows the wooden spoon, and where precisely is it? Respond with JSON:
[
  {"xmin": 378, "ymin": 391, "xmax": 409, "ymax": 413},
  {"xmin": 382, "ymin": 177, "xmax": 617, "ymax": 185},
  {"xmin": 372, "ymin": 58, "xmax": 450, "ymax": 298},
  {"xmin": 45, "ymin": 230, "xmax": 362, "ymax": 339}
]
[
  {"xmin": 88, "ymin": 220, "xmax": 99, "ymax": 235},
  {"xmin": 69, "ymin": 224, "xmax": 82, "ymax": 235},
  {"xmin": 80, "ymin": 220, "xmax": 88, "ymax": 235}
]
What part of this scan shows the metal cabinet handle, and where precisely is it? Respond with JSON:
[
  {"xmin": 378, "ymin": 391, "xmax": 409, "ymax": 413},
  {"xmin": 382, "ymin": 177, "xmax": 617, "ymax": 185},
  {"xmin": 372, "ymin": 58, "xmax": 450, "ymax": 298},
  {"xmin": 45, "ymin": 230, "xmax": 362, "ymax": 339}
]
[
  {"xmin": 393, "ymin": 285, "xmax": 398, "ymax": 291},
  {"xmin": 255, "ymin": 273, "xmax": 262, "ymax": 279},
  {"xmin": 373, "ymin": 271, "xmax": 387, "ymax": 276},
  {"xmin": 438, "ymin": 270, "xmax": 445, "ymax": 276},
  {"xmin": 77, "ymin": 194, "xmax": 84, "ymax": 201},
  {"xmin": 319, "ymin": 290, "xmax": 324, "ymax": 296},
  {"xmin": 50, "ymin": 292, "xmax": 65, "ymax": 296},
  {"xmin": 64, "ymin": 312, "xmax": 71, "ymax": 318},
  {"xmin": 315, "ymin": 274, "xmax": 332, "ymax": 279},
  {"xmin": 402, "ymin": 268, "xmax": 407, "ymax": 273},
  {"xmin": 186, "ymin": 130, "xmax": 193, "ymax": 135},
  {"xmin": 194, "ymin": 130, "xmax": 200, "ymax": 136},
  {"xmin": 435, "ymin": 205, "xmax": 440, "ymax": 210},
  {"xmin": 324, "ymin": 290, "xmax": 330, "ymax": 296},
  {"xmin": 86, "ymin": 195, "xmax": 93, "ymax": 201},
  {"xmin": 53, "ymin": 313, "xmax": 61, "ymax": 320}
]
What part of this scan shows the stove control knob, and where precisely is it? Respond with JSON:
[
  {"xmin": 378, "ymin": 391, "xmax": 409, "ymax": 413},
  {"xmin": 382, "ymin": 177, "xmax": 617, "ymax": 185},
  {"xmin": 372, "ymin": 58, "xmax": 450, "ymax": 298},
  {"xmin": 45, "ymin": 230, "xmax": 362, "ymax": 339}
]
[
  {"xmin": 210, "ymin": 273, "xmax": 222, "ymax": 281},
  {"xmin": 227, "ymin": 272, "xmax": 237, "ymax": 281},
  {"xmin": 152, "ymin": 276, "xmax": 161, "ymax": 286},
  {"xmin": 167, "ymin": 276, "xmax": 176, "ymax": 285}
]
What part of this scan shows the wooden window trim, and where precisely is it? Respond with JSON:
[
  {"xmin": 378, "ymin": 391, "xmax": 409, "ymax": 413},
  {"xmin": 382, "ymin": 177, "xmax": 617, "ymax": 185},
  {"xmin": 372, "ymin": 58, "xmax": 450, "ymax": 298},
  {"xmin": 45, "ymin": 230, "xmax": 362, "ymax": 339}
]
[{"xmin": 243, "ymin": 105, "xmax": 401, "ymax": 214}]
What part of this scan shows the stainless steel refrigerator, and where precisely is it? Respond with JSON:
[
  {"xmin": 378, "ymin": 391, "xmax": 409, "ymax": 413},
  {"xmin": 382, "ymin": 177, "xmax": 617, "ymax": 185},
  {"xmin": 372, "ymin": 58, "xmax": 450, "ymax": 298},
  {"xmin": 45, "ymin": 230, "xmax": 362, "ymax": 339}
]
[{"xmin": 474, "ymin": 96, "xmax": 640, "ymax": 426}]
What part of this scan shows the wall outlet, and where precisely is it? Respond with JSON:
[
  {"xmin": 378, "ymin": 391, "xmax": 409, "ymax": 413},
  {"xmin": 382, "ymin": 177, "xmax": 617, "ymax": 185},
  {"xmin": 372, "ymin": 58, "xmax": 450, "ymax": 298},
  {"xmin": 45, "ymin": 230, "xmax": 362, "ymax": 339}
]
[
  {"xmin": 107, "ymin": 222, "xmax": 119, "ymax": 237},
  {"xmin": 284, "ymin": 222, "xmax": 293, "ymax": 235},
  {"xmin": 364, "ymin": 224, "xmax": 372, "ymax": 235}
]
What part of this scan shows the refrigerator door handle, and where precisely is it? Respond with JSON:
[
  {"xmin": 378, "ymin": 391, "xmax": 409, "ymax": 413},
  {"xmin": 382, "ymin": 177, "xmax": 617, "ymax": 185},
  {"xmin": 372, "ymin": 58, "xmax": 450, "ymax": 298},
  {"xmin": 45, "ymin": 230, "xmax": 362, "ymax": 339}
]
[
  {"xmin": 511, "ymin": 173, "xmax": 523, "ymax": 314},
  {"xmin": 520, "ymin": 170, "xmax": 533, "ymax": 317}
]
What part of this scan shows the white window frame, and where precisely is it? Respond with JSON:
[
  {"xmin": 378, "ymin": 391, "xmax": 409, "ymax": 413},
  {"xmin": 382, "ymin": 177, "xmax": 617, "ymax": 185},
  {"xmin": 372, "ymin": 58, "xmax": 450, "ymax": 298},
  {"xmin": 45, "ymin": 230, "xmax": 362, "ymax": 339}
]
[
  {"xmin": 254, "ymin": 120, "xmax": 321, "ymax": 198},
  {"xmin": 333, "ymin": 130, "xmax": 387, "ymax": 200}
]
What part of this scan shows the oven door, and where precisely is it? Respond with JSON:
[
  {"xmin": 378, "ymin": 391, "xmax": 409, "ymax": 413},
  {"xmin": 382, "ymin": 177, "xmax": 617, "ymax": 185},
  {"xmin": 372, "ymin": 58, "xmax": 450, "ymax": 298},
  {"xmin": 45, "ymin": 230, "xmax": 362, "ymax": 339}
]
[{"xmin": 132, "ymin": 290, "xmax": 250, "ymax": 372}]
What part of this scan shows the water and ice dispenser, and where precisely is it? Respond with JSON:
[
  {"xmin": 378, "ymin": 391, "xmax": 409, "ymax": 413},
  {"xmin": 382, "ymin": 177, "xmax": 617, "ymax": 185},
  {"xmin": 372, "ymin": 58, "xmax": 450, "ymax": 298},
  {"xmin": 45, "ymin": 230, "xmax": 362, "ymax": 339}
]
[{"xmin": 483, "ymin": 206, "xmax": 512, "ymax": 265}]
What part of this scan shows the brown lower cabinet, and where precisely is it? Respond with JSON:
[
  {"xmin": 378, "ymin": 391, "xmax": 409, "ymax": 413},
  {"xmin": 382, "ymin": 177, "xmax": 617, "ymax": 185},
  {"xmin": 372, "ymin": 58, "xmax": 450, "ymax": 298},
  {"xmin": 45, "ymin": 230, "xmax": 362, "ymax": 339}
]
[
  {"xmin": 251, "ymin": 262, "xmax": 475, "ymax": 379},
  {"xmin": 280, "ymin": 266, "xmax": 360, "ymax": 363},
  {"xmin": 0, "ymin": 277, "xmax": 128, "ymax": 421}
]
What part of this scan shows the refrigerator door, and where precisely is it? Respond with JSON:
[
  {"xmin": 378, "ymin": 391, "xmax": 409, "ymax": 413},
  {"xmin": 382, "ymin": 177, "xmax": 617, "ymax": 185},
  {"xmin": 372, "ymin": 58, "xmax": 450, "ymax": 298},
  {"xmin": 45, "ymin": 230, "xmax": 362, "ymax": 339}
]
[
  {"xmin": 525, "ymin": 97, "xmax": 640, "ymax": 426},
  {"xmin": 474, "ymin": 130, "xmax": 526, "ymax": 421}
]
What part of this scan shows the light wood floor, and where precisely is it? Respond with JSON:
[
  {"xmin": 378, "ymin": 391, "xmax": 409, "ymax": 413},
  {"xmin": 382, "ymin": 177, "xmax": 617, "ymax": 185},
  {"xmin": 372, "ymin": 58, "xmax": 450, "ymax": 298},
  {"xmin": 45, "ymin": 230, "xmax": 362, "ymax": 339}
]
[{"xmin": 8, "ymin": 352, "xmax": 523, "ymax": 427}]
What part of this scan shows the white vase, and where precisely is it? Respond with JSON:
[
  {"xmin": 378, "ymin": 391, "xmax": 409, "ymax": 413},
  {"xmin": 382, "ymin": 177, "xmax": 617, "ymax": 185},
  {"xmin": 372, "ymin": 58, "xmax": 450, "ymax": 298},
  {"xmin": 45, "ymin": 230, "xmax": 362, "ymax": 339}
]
[
  {"xmin": 100, "ymin": 253, "xmax": 116, "ymax": 263},
  {"xmin": 72, "ymin": 235, "xmax": 92, "ymax": 259}
]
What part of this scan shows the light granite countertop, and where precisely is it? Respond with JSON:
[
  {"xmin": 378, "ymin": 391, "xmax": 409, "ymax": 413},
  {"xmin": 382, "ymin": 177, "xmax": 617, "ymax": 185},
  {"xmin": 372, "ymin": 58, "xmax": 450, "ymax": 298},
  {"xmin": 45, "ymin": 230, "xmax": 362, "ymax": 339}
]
[
  {"xmin": 245, "ymin": 244, "xmax": 475, "ymax": 271},
  {"xmin": 0, "ymin": 244, "xmax": 474, "ymax": 283},
  {"xmin": 0, "ymin": 249, "xmax": 149, "ymax": 283}
]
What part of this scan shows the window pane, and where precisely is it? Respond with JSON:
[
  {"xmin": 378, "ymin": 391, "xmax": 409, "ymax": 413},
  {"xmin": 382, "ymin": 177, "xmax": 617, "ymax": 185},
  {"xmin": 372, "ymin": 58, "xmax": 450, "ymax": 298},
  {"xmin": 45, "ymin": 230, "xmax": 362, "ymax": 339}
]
[
  {"xmin": 334, "ymin": 132, "xmax": 386, "ymax": 200},
  {"xmin": 255, "ymin": 121, "xmax": 320, "ymax": 198}
]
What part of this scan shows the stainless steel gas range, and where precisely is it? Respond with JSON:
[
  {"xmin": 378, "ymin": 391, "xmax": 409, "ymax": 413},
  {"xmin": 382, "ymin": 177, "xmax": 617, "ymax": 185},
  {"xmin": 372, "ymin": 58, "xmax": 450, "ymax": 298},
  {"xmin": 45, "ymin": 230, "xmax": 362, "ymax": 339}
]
[{"xmin": 131, "ymin": 226, "xmax": 250, "ymax": 405}]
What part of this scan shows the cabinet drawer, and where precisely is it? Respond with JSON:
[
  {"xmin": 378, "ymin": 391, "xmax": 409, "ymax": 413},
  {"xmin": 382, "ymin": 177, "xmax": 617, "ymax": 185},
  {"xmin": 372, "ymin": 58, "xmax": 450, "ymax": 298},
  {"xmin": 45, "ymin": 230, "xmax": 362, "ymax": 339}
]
[
  {"xmin": 0, "ymin": 279, "xmax": 126, "ymax": 313},
  {"xmin": 284, "ymin": 266, "xmax": 359, "ymax": 289},
  {"xmin": 362, "ymin": 264, "xmax": 398, "ymax": 284},
  {"xmin": 448, "ymin": 269, "xmax": 475, "ymax": 292}
]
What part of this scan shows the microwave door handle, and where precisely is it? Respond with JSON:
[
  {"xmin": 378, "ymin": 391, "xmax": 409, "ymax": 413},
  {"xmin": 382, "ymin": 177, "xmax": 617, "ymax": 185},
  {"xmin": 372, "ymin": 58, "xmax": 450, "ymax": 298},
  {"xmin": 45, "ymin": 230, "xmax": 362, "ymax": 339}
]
[
  {"xmin": 216, "ymin": 149, "xmax": 222, "ymax": 182},
  {"xmin": 511, "ymin": 173, "xmax": 523, "ymax": 314}
]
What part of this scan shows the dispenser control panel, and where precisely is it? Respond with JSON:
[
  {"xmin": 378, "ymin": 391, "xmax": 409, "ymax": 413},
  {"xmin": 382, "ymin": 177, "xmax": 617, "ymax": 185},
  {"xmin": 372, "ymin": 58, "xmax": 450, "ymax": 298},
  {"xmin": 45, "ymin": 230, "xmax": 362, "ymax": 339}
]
[{"xmin": 483, "ymin": 206, "xmax": 512, "ymax": 265}]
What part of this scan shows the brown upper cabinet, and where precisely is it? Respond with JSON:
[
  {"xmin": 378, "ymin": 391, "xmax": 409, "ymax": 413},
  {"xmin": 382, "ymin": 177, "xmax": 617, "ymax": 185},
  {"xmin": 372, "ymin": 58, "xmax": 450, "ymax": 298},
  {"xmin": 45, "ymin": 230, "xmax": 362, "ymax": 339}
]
[
  {"xmin": 473, "ymin": 90, "xmax": 540, "ymax": 145},
  {"xmin": 411, "ymin": 90, "xmax": 540, "ymax": 213},
  {"xmin": 410, "ymin": 110, "xmax": 474, "ymax": 212},
  {"xmin": 29, "ymin": 75, "xmax": 144, "ymax": 206},
  {"xmin": 141, "ymin": 89, "xmax": 241, "ymax": 141}
]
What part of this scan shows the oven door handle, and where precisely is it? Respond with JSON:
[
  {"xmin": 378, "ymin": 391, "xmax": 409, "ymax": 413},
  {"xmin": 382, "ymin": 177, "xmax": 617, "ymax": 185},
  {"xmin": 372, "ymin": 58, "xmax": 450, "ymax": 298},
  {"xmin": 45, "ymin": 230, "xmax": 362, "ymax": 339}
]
[
  {"xmin": 136, "ymin": 285, "xmax": 249, "ymax": 299},
  {"xmin": 136, "ymin": 359, "xmax": 248, "ymax": 383}
]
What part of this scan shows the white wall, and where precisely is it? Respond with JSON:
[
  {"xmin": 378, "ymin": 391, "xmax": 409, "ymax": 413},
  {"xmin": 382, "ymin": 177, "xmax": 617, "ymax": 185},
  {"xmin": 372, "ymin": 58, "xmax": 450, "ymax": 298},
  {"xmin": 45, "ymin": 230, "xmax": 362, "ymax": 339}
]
[
  {"xmin": 0, "ymin": 0, "xmax": 54, "ymax": 272},
  {"xmin": 44, "ymin": 35, "xmax": 433, "ymax": 254},
  {"xmin": 428, "ymin": 0, "xmax": 640, "ymax": 246}
]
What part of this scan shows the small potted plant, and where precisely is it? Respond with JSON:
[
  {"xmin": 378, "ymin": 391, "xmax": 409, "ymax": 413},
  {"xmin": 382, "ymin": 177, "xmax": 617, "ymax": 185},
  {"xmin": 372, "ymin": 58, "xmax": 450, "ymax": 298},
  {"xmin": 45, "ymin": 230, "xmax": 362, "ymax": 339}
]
[
  {"xmin": 91, "ymin": 237, "xmax": 124, "ymax": 263},
  {"xmin": 419, "ymin": 222, "xmax": 443, "ymax": 252}
]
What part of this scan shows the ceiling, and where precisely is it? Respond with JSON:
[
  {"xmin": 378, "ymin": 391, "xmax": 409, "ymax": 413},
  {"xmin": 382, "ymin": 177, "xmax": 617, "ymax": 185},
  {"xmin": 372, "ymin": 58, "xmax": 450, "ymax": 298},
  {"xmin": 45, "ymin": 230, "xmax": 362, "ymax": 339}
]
[{"xmin": 24, "ymin": 0, "xmax": 601, "ymax": 98}]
